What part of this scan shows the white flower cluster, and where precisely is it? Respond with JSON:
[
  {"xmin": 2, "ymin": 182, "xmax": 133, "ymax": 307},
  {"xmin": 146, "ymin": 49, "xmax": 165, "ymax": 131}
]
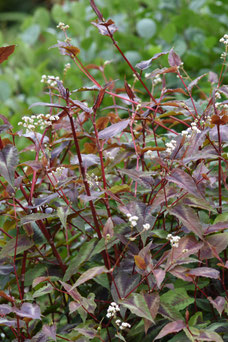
[
  {"xmin": 219, "ymin": 34, "xmax": 228, "ymax": 45},
  {"xmin": 220, "ymin": 51, "xmax": 227, "ymax": 60},
  {"xmin": 53, "ymin": 166, "xmax": 66, "ymax": 177},
  {"xmin": 215, "ymin": 91, "xmax": 221, "ymax": 100},
  {"xmin": 57, "ymin": 22, "xmax": 70, "ymax": 30},
  {"xmin": 105, "ymin": 151, "xmax": 114, "ymax": 160},
  {"xmin": 41, "ymin": 75, "xmax": 62, "ymax": 87},
  {"xmin": 181, "ymin": 121, "xmax": 201, "ymax": 138},
  {"xmin": 145, "ymin": 150, "xmax": 156, "ymax": 160},
  {"xmin": 18, "ymin": 113, "xmax": 59, "ymax": 133},
  {"xmin": 127, "ymin": 213, "xmax": 139, "ymax": 227},
  {"xmin": 165, "ymin": 139, "xmax": 177, "ymax": 154},
  {"xmin": 64, "ymin": 63, "xmax": 71, "ymax": 73},
  {"xmin": 115, "ymin": 319, "xmax": 131, "ymax": 330},
  {"xmin": 215, "ymin": 102, "xmax": 228, "ymax": 109},
  {"xmin": 153, "ymin": 74, "xmax": 162, "ymax": 85},
  {"xmin": 143, "ymin": 223, "xmax": 150, "ymax": 231},
  {"xmin": 167, "ymin": 234, "xmax": 181, "ymax": 248},
  {"xmin": 106, "ymin": 302, "xmax": 120, "ymax": 318},
  {"xmin": 87, "ymin": 173, "xmax": 99, "ymax": 187}
]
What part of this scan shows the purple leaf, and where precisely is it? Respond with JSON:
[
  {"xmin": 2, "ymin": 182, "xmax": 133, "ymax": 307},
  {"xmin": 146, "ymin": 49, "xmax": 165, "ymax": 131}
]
[
  {"xmin": 208, "ymin": 71, "xmax": 218, "ymax": 84},
  {"xmin": 204, "ymin": 222, "xmax": 228, "ymax": 235},
  {"xmin": 136, "ymin": 51, "xmax": 169, "ymax": 70},
  {"xmin": 111, "ymin": 272, "xmax": 140, "ymax": 303},
  {"xmin": 168, "ymin": 203, "xmax": 203, "ymax": 238},
  {"xmin": 15, "ymin": 303, "xmax": 41, "ymax": 320},
  {"xmin": 208, "ymin": 296, "xmax": 225, "ymax": 316},
  {"xmin": 152, "ymin": 269, "xmax": 166, "ymax": 289},
  {"xmin": 0, "ymin": 144, "xmax": 19, "ymax": 188},
  {"xmin": 155, "ymin": 320, "xmax": 185, "ymax": 340},
  {"xmin": 98, "ymin": 119, "xmax": 130, "ymax": 140},
  {"xmin": 71, "ymin": 154, "xmax": 100, "ymax": 168},
  {"xmin": 75, "ymin": 327, "xmax": 97, "ymax": 339},
  {"xmin": 69, "ymin": 301, "xmax": 81, "ymax": 314},
  {"xmin": 91, "ymin": 19, "xmax": 118, "ymax": 36},
  {"xmin": 118, "ymin": 169, "xmax": 154, "ymax": 187},
  {"xmin": 72, "ymin": 99, "xmax": 93, "ymax": 114},
  {"xmin": 168, "ymin": 48, "xmax": 182, "ymax": 67},
  {"xmin": 21, "ymin": 131, "xmax": 49, "ymax": 148},
  {"xmin": 72, "ymin": 266, "xmax": 108, "ymax": 289},
  {"xmin": 200, "ymin": 233, "xmax": 228, "ymax": 259},
  {"xmin": 29, "ymin": 102, "xmax": 65, "ymax": 109},
  {"xmin": 187, "ymin": 267, "xmax": 220, "ymax": 279},
  {"xmin": 60, "ymin": 281, "xmax": 82, "ymax": 302},
  {"xmin": 188, "ymin": 73, "xmax": 207, "ymax": 92},
  {"xmin": 209, "ymin": 125, "xmax": 228, "ymax": 142},
  {"xmin": 0, "ymin": 304, "xmax": 13, "ymax": 315},
  {"xmin": 166, "ymin": 168, "xmax": 203, "ymax": 199},
  {"xmin": 0, "ymin": 318, "xmax": 17, "ymax": 327},
  {"xmin": 42, "ymin": 324, "xmax": 56, "ymax": 341},
  {"xmin": 72, "ymin": 85, "xmax": 100, "ymax": 93}
]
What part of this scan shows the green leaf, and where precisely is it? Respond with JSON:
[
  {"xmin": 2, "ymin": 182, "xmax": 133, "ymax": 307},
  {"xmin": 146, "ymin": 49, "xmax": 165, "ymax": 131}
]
[
  {"xmin": 160, "ymin": 288, "xmax": 194, "ymax": 311},
  {"xmin": 0, "ymin": 235, "xmax": 34, "ymax": 257},
  {"xmin": 120, "ymin": 292, "xmax": 159, "ymax": 322},
  {"xmin": 20, "ymin": 213, "xmax": 57, "ymax": 225},
  {"xmin": 63, "ymin": 238, "xmax": 97, "ymax": 281},
  {"xmin": 136, "ymin": 19, "xmax": 156, "ymax": 39},
  {"xmin": 57, "ymin": 206, "xmax": 70, "ymax": 228},
  {"xmin": 0, "ymin": 144, "xmax": 19, "ymax": 188},
  {"xmin": 71, "ymin": 266, "xmax": 108, "ymax": 289},
  {"xmin": 214, "ymin": 212, "xmax": 228, "ymax": 224}
]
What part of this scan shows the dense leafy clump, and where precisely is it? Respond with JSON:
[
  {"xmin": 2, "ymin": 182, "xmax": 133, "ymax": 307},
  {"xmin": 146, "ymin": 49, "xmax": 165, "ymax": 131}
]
[{"xmin": 0, "ymin": 1, "xmax": 228, "ymax": 341}]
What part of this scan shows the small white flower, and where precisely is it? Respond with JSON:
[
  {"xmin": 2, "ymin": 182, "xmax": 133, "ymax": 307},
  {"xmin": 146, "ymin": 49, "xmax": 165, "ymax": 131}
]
[{"xmin": 143, "ymin": 223, "xmax": 150, "ymax": 231}]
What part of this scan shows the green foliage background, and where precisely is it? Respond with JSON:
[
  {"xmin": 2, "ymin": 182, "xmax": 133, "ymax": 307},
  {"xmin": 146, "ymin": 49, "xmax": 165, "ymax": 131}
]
[{"xmin": 1, "ymin": 0, "xmax": 228, "ymax": 132}]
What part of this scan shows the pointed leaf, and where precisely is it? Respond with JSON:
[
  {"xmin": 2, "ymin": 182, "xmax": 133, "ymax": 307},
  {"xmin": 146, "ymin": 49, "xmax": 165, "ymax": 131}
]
[
  {"xmin": 0, "ymin": 45, "xmax": 15, "ymax": 64},
  {"xmin": 72, "ymin": 266, "xmax": 108, "ymax": 289},
  {"xmin": 0, "ymin": 235, "xmax": 34, "ymax": 257},
  {"xmin": 71, "ymin": 154, "xmax": 100, "ymax": 168},
  {"xmin": 120, "ymin": 293, "xmax": 158, "ymax": 322},
  {"xmin": 188, "ymin": 73, "xmax": 207, "ymax": 92},
  {"xmin": 166, "ymin": 168, "xmax": 203, "ymax": 199},
  {"xmin": 187, "ymin": 267, "xmax": 220, "ymax": 279},
  {"xmin": 103, "ymin": 217, "xmax": 114, "ymax": 239},
  {"xmin": 42, "ymin": 324, "xmax": 56, "ymax": 341},
  {"xmin": 21, "ymin": 213, "xmax": 56, "ymax": 225},
  {"xmin": 15, "ymin": 303, "xmax": 41, "ymax": 319},
  {"xmin": 0, "ymin": 318, "xmax": 17, "ymax": 327},
  {"xmin": 168, "ymin": 203, "xmax": 203, "ymax": 238},
  {"xmin": 208, "ymin": 296, "xmax": 225, "ymax": 316},
  {"xmin": 168, "ymin": 48, "xmax": 182, "ymax": 67},
  {"xmin": 0, "ymin": 304, "xmax": 13, "ymax": 315},
  {"xmin": 91, "ymin": 19, "xmax": 118, "ymax": 36},
  {"xmin": 160, "ymin": 288, "xmax": 194, "ymax": 311},
  {"xmin": 0, "ymin": 144, "xmax": 19, "ymax": 188},
  {"xmin": 136, "ymin": 51, "xmax": 169, "ymax": 70},
  {"xmin": 98, "ymin": 119, "xmax": 130, "ymax": 140},
  {"xmin": 155, "ymin": 320, "xmax": 185, "ymax": 340}
]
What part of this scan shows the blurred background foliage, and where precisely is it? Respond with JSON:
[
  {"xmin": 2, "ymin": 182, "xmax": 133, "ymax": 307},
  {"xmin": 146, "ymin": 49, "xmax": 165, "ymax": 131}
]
[{"xmin": 0, "ymin": 0, "xmax": 228, "ymax": 132}]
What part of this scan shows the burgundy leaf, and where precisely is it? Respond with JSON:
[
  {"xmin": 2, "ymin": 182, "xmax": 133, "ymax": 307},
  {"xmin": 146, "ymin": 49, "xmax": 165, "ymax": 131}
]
[
  {"xmin": 155, "ymin": 320, "xmax": 185, "ymax": 340},
  {"xmin": 72, "ymin": 85, "xmax": 100, "ymax": 93},
  {"xmin": 187, "ymin": 267, "xmax": 220, "ymax": 279},
  {"xmin": 72, "ymin": 266, "xmax": 108, "ymax": 289},
  {"xmin": 146, "ymin": 66, "xmax": 177, "ymax": 78},
  {"xmin": 0, "ymin": 235, "xmax": 34, "ymax": 257},
  {"xmin": 204, "ymin": 222, "xmax": 228, "ymax": 235},
  {"xmin": 103, "ymin": 217, "xmax": 114, "ymax": 239},
  {"xmin": 200, "ymin": 233, "xmax": 228, "ymax": 259},
  {"xmin": 0, "ymin": 318, "xmax": 17, "ymax": 327},
  {"xmin": 169, "ymin": 265, "xmax": 193, "ymax": 282},
  {"xmin": 60, "ymin": 281, "xmax": 82, "ymax": 302},
  {"xmin": 0, "ymin": 45, "xmax": 15, "ymax": 64},
  {"xmin": 91, "ymin": 19, "xmax": 118, "ymax": 36},
  {"xmin": 168, "ymin": 203, "xmax": 203, "ymax": 238},
  {"xmin": 208, "ymin": 296, "xmax": 225, "ymax": 316},
  {"xmin": 0, "ymin": 144, "xmax": 19, "ymax": 189},
  {"xmin": 166, "ymin": 168, "xmax": 203, "ymax": 199},
  {"xmin": 168, "ymin": 48, "xmax": 182, "ymax": 67},
  {"xmin": 98, "ymin": 119, "xmax": 130, "ymax": 140},
  {"xmin": 90, "ymin": 0, "xmax": 104, "ymax": 21},
  {"xmin": 152, "ymin": 269, "xmax": 166, "ymax": 289},
  {"xmin": 188, "ymin": 73, "xmax": 207, "ymax": 92},
  {"xmin": 57, "ymin": 80, "xmax": 67, "ymax": 99},
  {"xmin": 93, "ymin": 88, "xmax": 106, "ymax": 111},
  {"xmin": 124, "ymin": 79, "xmax": 135, "ymax": 100},
  {"xmin": 15, "ymin": 303, "xmax": 41, "ymax": 320},
  {"xmin": 136, "ymin": 51, "xmax": 169, "ymax": 70}
]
